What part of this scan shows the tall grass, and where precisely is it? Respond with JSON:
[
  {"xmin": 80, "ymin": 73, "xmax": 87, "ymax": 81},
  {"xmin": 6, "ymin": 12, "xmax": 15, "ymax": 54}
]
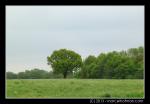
[{"xmin": 6, "ymin": 79, "xmax": 144, "ymax": 98}]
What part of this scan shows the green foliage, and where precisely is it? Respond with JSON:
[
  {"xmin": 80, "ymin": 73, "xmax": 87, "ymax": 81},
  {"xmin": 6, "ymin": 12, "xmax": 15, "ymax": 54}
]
[
  {"xmin": 7, "ymin": 69, "xmax": 53, "ymax": 79},
  {"xmin": 7, "ymin": 46, "xmax": 144, "ymax": 79},
  {"xmin": 47, "ymin": 49, "xmax": 82, "ymax": 78},
  {"xmin": 17, "ymin": 72, "xmax": 27, "ymax": 79},
  {"xmin": 77, "ymin": 55, "xmax": 98, "ymax": 78},
  {"xmin": 6, "ymin": 72, "xmax": 18, "ymax": 79},
  {"xmin": 26, "ymin": 69, "xmax": 49, "ymax": 79},
  {"xmin": 75, "ymin": 46, "xmax": 144, "ymax": 79}
]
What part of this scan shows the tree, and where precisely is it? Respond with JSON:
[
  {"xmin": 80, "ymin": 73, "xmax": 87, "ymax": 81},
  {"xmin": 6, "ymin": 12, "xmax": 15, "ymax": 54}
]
[
  {"xmin": 6, "ymin": 72, "xmax": 18, "ymax": 79},
  {"xmin": 47, "ymin": 49, "xmax": 82, "ymax": 78},
  {"xmin": 28, "ymin": 69, "xmax": 49, "ymax": 79},
  {"xmin": 17, "ymin": 69, "xmax": 44, "ymax": 79},
  {"xmin": 78, "ymin": 55, "xmax": 97, "ymax": 78},
  {"xmin": 96, "ymin": 53, "xmax": 107, "ymax": 78},
  {"xmin": 127, "ymin": 46, "xmax": 144, "ymax": 79},
  {"xmin": 18, "ymin": 72, "xmax": 26, "ymax": 79}
]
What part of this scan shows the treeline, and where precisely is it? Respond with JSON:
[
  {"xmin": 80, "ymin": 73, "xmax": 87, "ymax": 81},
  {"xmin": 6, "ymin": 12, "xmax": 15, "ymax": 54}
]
[
  {"xmin": 7, "ymin": 46, "xmax": 144, "ymax": 79},
  {"xmin": 6, "ymin": 69, "xmax": 63, "ymax": 79},
  {"xmin": 75, "ymin": 46, "xmax": 144, "ymax": 79}
]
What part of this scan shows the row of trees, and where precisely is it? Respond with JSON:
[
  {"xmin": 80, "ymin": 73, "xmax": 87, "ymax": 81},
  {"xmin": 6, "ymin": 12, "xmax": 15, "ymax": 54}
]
[
  {"xmin": 75, "ymin": 46, "xmax": 144, "ymax": 79},
  {"xmin": 7, "ymin": 69, "xmax": 64, "ymax": 79},
  {"xmin": 7, "ymin": 46, "xmax": 144, "ymax": 79}
]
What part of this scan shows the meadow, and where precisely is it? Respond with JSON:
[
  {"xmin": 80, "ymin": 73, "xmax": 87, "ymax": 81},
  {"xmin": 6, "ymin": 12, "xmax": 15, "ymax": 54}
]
[{"xmin": 6, "ymin": 79, "xmax": 144, "ymax": 98}]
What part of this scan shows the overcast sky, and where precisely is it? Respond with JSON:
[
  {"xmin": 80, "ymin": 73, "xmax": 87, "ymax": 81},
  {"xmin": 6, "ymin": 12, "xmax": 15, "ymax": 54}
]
[{"xmin": 6, "ymin": 6, "xmax": 144, "ymax": 73}]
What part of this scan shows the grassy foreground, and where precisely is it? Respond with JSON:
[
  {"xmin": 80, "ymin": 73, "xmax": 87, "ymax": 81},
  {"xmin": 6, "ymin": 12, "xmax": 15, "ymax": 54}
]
[{"xmin": 6, "ymin": 79, "xmax": 144, "ymax": 98}]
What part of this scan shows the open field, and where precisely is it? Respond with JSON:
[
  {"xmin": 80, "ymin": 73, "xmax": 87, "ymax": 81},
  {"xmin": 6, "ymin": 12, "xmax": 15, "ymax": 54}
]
[{"xmin": 6, "ymin": 79, "xmax": 144, "ymax": 98}]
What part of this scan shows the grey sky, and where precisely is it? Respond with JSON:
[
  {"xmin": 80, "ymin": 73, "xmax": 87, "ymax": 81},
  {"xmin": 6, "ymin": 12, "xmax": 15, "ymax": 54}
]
[{"xmin": 6, "ymin": 6, "xmax": 144, "ymax": 73}]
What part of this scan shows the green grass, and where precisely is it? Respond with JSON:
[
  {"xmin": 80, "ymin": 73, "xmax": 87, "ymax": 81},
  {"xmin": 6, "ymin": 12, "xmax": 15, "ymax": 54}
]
[{"xmin": 6, "ymin": 79, "xmax": 144, "ymax": 98}]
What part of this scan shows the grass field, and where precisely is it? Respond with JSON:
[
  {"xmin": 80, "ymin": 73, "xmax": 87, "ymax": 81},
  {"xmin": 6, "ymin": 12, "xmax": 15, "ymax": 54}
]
[{"xmin": 6, "ymin": 79, "xmax": 144, "ymax": 98}]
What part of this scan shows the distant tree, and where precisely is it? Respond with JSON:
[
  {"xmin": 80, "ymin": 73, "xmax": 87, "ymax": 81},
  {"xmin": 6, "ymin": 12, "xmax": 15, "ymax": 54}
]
[
  {"xmin": 47, "ymin": 49, "xmax": 82, "ymax": 78},
  {"xmin": 83, "ymin": 55, "xmax": 97, "ymax": 65},
  {"xmin": 127, "ymin": 46, "xmax": 144, "ymax": 63},
  {"xmin": 114, "ymin": 57, "xmax": 136, "ymax": 79},
  {"xmin": 77, "ymin": 46, "xmax": 144, "ymax": 79},
  {"xmin": 6, "ymin": 72, "xmax": 18, "ymax": 79},
  {"xmin": 78, "ymin": 55, "xmax": 98, "ymax": 78},
  {"xmin": 16, "ymin": 69, "xmax": 53, "ymax": 79},
  {"xmin": 17, "ymin": 72, "xmax": 26, "ymax": 79},
  {"xmin": 96, "ymin": 53, "xmax": 107, "ymax": 78},
  {"xmin": 29, "ymin": 69, "xmax": 49, "ymax": 79},
  {"xmin": 127, "ymin": 46, "xmax": 144, "ymax": 79}
]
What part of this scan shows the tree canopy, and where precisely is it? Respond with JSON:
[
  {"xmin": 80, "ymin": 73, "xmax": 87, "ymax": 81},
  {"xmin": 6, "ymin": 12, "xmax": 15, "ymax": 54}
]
[
  {"xmin": 47, "ymin": 49, "xmax": 82, "ymax": 78},
  {"xmin": 75, "ymin": 46, "xmax": 144, "ymax": 79}
]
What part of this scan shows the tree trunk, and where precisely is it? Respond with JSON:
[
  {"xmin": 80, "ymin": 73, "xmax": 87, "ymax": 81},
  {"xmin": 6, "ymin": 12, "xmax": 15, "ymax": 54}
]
[
  {"xmin": 63, "ymin": 71, "xmax": 67, "ymax": 79},
  {"xmin": 63, "ymin": 73, "xmax": 67, "ymax": 78}
]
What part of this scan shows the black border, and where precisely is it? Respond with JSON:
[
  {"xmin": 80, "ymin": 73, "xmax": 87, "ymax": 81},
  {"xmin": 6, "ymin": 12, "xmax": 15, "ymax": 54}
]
[{"xmin": 1, "ymin": 0, "xmax": 149, "ymax": 104}]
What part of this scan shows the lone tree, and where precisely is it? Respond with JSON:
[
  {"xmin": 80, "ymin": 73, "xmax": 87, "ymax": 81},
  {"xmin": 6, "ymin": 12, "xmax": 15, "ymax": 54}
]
[{"xmin": 47, "ymin": 49, "xmax": 82, "ymax": 78}]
